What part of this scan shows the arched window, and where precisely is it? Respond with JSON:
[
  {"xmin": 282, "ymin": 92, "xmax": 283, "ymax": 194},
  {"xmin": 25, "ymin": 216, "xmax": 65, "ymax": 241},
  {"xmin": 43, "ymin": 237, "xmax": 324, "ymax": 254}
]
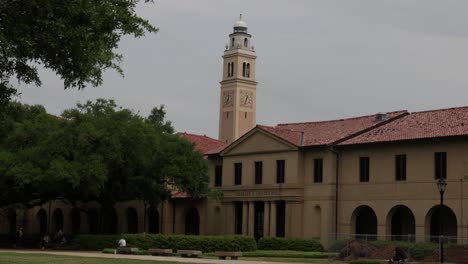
[
  {"xmin": 71, "ymin": 208, "xmax": 81, "ymax": 234},
  {"xmin": 102, "ymin": 208, "xmax": 118, "ymax": 234},
  {"xmin": 231, "ymin": 38, "xmax": 235, "ymax": 47},
  {"xmin": 148, "ymin": 209, "xmax": 160, "ymax": 234},
  {"xmin": 7, "ymin": 209, "xmax": 16, "ymax": 234},
  {"xmin": 127, "ymin": 207, "xmax": 138, "ymax": 233},
  {"xmin": 246, "ymin": 63, "xmax": 250, "ymax": 77},
  {"xmin": 87, "ymin": 209, "xmax": 99, "ymax": 234},
  {"xmin": 244, "ymin": 38, "xmax": 248, "ymax": 47},
  {"xmin": 37, "ymin": 209, "xmax": 47, "ymax": 234},
  {"xmin": 227, "ymin": 63, "xmax": 231, "ymax": 77},
  {"xmin": 230, "ymin": 62, "xmax": 234, "ymax": 77},
  {"xmin": 242, "ymin": 62, "xmax": 246, "ymax": 77},
  {"xmin": 52, "ymin": 208, "xmax": 64, "ymax": 232},
  {"xmin": 185, "ymin": 208, "xmax": 200, "ymax": 235}
]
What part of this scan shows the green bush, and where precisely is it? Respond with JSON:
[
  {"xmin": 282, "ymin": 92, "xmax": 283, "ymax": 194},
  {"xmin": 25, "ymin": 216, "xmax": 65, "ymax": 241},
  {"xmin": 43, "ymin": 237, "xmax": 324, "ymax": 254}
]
[
  {"xmin": 73, "ymin": 234, "xmax": 256, "ymax": 252},
  {"xmin": 102, "ymin": 248, "xmax": 116, "ymax": 254},
  {"xmin": 328, "ymin": 239, "xmax": 350, "ymax": 252},
  {"xmin": 349, "ymin": 259, "xmax": 380, "ymax": 264},
  {"xmin": 257, "ymin": 237, "xmax": 323, "ymax": 252},
  {"xmin": 368, "ymin": 240, "xmax": 438, "ymax": 261},
  {"xmin": 242, "ymin": 250, "xmax": 334, "ymax": 258}
]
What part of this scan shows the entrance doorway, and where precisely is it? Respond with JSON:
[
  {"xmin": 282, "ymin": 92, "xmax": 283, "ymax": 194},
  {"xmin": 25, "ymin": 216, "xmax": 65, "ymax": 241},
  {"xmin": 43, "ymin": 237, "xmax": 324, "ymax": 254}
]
[{"xmin": 254, "ymin": 202, "xmax": 264, "ymax": 240}]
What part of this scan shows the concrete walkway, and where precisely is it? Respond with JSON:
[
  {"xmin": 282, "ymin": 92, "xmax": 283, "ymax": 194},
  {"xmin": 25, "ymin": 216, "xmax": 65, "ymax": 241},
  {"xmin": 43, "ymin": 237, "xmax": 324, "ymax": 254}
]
[{"xmin": 0, "ymin": 249, "xmax": 311, "ymax": 264}]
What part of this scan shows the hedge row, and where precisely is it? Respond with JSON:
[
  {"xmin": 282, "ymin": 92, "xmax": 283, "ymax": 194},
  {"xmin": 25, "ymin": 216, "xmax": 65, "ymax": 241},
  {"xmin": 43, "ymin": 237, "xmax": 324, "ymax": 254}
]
[
  {"xmin": 329, "ymin": 239, "xmax": 438, "ymax": 261},
  {"xmin": 257, "ymin": 237, "xmax": 324, "ymax": 252},
  {"xmin": 368, "ymin": 240, "xmax": 438, "ymax": 261},
  {"xmin": 73, "ymin": 234, "xmax": 257, "ymax": 252}
]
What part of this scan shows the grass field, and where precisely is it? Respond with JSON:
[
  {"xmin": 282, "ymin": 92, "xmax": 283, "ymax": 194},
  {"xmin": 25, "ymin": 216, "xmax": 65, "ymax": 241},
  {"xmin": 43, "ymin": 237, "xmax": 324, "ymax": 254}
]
[{"xmin": 0, "ymin": 252, "xmax": 179, "ymax": 264}]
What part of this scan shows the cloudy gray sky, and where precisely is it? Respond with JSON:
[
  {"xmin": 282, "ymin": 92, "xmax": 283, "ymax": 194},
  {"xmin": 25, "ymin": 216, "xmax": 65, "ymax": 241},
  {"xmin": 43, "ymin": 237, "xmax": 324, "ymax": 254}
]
[{"xmin": 15, "ymin": 0, "xmax": 468, "ymax": 139}]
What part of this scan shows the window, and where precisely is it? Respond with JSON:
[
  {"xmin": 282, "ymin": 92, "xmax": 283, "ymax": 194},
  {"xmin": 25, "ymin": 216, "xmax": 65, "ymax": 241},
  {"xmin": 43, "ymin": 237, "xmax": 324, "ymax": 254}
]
[
  {"xmin": 244, "ymin": 38, "xmax": 248, "ymax": 47},
  {"xmin": 255, "ymin": 161, "xmax": 263, "ymax": 184},
  {"xmin": 228, "ymin": 62, "xmax": 234, "ymax": 77},
  {"xmin": 276, "ymin": 160, "xmax": 285, "ymax": 183},
  {"xmin": 215, "ymin": 165, "xmax": 222, "ymax": 187},
  {"xmin": 246, "ymin": 63, "xmax": 250, "ymax": 77},
  {"xmin": 314, "ymin": 158, "xmax": 323, "ymax": 183},
  {"xmin": 359, "ymin": 157, "xmax": 370, "ymax": 182},
  {"xmin": 395, "ymin": 155, "xmax": 406, "ymax": 181},
  {"xmin": 231, "ymin": 37, "xmax": 235, "ymax": 47},
  {"xmin": 234, "ymin": 202, "xmax": 242, "ymax": 234},
  {"xmin": 242, "ymin": 62, "xmax": 246, "ymax": 77},
  {"xmin": 435, "ymin": 152, "xmax": 447, "ymax": 179},
  {"xmin": 234, "ymin": 163, "xmax": 242, "ymax": 185}
]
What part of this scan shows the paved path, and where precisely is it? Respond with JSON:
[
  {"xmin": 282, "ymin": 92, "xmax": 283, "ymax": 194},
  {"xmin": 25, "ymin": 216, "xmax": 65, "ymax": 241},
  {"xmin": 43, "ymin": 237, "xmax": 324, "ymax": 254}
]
[{"xmin": 0, "ymin": 249, "xmax": 308, "ymax": 264}]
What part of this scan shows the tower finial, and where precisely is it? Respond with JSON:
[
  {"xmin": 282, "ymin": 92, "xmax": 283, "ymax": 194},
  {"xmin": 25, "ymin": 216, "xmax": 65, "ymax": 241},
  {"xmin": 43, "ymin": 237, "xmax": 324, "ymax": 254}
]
[{"xmin": 239, "ymin": 14, "xmax": 242, "ymax": 21}]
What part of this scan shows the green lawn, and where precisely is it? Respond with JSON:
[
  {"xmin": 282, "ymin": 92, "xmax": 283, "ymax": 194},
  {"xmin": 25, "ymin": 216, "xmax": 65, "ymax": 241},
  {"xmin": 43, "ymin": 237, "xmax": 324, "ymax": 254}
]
[{"xmin": 0, "ymin": 253, "xmax": 180, "ymax": 264}]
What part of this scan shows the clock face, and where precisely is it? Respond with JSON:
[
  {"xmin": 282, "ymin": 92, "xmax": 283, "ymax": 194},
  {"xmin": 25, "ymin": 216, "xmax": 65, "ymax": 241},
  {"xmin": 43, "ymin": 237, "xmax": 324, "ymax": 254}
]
[
  {"xmin": 222, "ymin": 91, "xmax": 234, "ymax": 107},
  {"xmin": 240, "ymin": 90, "xmax": 253, "ymax": 108}
]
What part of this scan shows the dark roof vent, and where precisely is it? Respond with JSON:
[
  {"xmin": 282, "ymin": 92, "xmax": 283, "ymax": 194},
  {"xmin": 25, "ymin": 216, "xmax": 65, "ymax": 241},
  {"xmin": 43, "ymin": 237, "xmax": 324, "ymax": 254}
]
[{"xmin": 375, "ymin": 112, "xmax": 387, "ymax": 121}]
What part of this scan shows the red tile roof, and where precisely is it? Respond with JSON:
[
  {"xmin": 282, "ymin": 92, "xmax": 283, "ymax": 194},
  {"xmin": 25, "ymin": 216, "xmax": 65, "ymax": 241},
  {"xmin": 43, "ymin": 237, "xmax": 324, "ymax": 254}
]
[
  {"xmin": 178, "ymin": 132, "xmax": 226, "ymax": 155},
  {"xmin": 263, "ymin": 110, "xmax": 409, "ymax": 146},
  {"xmin": 340, "ymin": 106, "xmax": 468, "ymax": 145}
]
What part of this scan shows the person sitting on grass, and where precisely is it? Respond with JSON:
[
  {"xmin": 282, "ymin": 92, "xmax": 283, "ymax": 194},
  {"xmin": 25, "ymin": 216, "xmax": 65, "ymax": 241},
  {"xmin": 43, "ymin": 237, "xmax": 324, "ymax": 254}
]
[
  {"xmin": 40, "ymin": 234, "xmax": 50, "ymax": 250},
  {"xmin": 388, "ymin": 247, "xmax": 408, "ymax": 264}
]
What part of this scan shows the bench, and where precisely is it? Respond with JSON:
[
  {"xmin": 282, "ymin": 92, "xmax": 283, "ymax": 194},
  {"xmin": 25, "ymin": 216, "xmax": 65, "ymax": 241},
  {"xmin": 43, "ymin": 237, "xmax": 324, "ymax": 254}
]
[
  {"xmin": 149, "ymin": 248, "xmax": 173, "ymax": 256},
  {"xmin": 215, "ymin": 251, "xmax": 242, "ymax": 260},
  {"xmin": 177, "ymin": 249, "xmax": 202, "ymax": 257},
  {"xmin": 117, "ymin": 247, "xmax": 139, "ymax": 254}
]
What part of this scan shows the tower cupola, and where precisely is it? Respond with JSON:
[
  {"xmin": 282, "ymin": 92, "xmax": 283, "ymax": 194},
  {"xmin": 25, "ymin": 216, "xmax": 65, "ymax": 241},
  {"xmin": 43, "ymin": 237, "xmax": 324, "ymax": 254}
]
[{"xmin": 228, "ymin": 14, "xmax": 253, "ymax": 51}]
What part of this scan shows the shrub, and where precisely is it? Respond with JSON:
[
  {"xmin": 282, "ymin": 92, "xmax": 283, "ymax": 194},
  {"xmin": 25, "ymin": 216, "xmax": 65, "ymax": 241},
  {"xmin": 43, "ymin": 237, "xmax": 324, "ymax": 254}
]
[
  {"xmin": 73, "ymin": 234, "xmax": 256, "ymax": 252},
  {"xmin": 257, "ymin": 237, "xmax": 323, "ymax": 252},
  {"xmin": 368, "ymin": 240, "xmax": 438, "ymax": 261},
  {"xmin": 102, "ymin": 248, "xmax": 116, "ymax": 254},
  {"xmin": 349, "ymin": 259, "xmax": 380, "ymax": 264},
  {"xmin": 242, "ymin": 250, "xmax": 334, "ymax": 258},
  {"xmin": 328, "ymin": 239, "xmax": 350, "ymax": 252}
]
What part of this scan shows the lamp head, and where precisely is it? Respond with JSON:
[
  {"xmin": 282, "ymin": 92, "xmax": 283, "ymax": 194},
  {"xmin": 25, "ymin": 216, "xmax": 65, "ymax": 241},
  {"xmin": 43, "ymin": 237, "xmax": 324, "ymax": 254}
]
[{"xmin": 437, "ymin": 178, "xmax": 447, "ymax": 194}]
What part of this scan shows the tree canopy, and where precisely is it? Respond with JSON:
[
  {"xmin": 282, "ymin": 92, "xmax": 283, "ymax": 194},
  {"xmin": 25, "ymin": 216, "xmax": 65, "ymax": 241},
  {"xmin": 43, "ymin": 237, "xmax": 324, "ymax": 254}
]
[
  {"xmin": 0, "ymin": 0, "xmax": 157, "ymax": 104},
  {"xmin": 0, "ymin": 100, "xmax": 209, "ymax": 212}
]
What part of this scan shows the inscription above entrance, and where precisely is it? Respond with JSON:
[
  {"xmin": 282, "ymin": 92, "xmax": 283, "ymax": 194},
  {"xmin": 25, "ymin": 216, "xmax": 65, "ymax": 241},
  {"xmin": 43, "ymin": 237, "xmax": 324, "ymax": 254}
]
[{"xmin": 235, "ymin": 190, "xmax": 280, "ymax": 197}]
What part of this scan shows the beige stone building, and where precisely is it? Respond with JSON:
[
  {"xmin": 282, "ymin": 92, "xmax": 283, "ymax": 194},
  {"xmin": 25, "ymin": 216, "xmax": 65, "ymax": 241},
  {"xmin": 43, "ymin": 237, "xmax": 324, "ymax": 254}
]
[{"xmin": 2, "ymin": 17, "xmax": 468, "ymax": 249}]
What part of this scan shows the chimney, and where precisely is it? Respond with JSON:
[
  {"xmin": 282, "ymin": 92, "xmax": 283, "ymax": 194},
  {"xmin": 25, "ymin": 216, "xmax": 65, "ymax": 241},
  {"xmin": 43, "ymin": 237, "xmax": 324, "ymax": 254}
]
[
  {"xmin": 300, "ymin": 131, "xmax": 305, "ymax": 146},
  {"xmin": 375, "ymin": 112, "xmax": 387, "ymax": 121}
]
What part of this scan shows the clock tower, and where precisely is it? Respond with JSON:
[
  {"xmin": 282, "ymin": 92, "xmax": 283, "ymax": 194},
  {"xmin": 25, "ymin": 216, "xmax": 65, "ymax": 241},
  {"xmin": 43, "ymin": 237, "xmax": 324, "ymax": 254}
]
[{"xmin": 218, "ymin": 15, "xmax": 257, "ymax": 144}]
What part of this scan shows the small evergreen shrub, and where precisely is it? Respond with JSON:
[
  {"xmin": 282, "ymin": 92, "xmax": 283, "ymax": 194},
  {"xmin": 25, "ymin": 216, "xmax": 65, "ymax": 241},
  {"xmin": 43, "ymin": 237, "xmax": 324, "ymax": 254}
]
[{"xmin": 257, "ymin": 237, "xmax": 324, "ymax": 252}]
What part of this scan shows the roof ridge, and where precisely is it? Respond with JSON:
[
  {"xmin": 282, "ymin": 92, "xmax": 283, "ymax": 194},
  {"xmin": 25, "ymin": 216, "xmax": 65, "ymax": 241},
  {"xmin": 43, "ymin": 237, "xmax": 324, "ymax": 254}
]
[
  {"xmin": 177, "ymin": 132, "xmax": 225, "ymax": 143},
  {"xmin": 277, "ymin": 110, "xmax": 408, "ymax": 126},
  {"xmin": 410, "ymin": 105, "xmax": 468, "ymax": 115}
]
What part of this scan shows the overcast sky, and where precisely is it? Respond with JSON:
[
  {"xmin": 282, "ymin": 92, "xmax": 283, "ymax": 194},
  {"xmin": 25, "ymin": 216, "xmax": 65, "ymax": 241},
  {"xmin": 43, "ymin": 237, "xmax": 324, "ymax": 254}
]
[{"xmin": 15, "ymin": 0, "xmax": 468, "ymax": 139}]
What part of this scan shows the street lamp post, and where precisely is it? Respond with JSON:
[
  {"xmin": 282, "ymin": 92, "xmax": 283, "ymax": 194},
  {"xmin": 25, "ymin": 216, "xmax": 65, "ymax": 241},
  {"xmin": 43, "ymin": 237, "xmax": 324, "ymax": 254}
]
[{"xmin": 437, "ymin": 178, "xmax": 447, "ymax": 264}]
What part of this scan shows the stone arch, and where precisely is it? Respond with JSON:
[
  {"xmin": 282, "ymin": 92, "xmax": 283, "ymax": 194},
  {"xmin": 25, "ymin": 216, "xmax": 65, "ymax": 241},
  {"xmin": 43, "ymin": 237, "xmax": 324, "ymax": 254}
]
[
  {"xmin": 70, "ymin": 208, "xmax": 81, "ymax": 234},
  {"xmin": 312, "ymin": 205, "xmax": 322, "ymax": 239},
  {"xmin": 87, "ymin": 209, "xmax": 99, "ymax": 234},
  {"xmin": 52, "ymin": 208, "xmax": 64, "ymax": 232},
  {"xmin": 185, "ymin": 207, "xmax": 200, "ymax": 235},
  {"xmin": 425, "ymin": 204, "xmax": 457, "ymax": 242},
  {"xmin": 102, "ymin": 208, "xmax": 118, "ymax": 234},
  {"xmin": 127, "ymin": 207, "xmax": 138, "ymax": 233},
  {"xmin": 148, "ymin": 208, "xmax": 160, "ymax": 234},
  {"xmin": 386, "ymin": 205, "xmax": 415, "ymax": 241},
  {"xmin": 37, "ymin": 209, "xmax": 47, "ymax": 234},
  {"xmin": 351, "ymin": 205, "xmax": 378, "ymax": 240},
  {"xmin": 7, "ymin": 209, "xmax": 16, "ymax": 234}
]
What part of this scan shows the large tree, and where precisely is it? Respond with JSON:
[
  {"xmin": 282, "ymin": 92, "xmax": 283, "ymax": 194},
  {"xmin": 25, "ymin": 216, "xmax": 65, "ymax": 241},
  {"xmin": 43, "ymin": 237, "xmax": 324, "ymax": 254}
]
[
  {"xmin": 0, "ymin": 100, "xmax": 209, "ymax": 218},
  {"xmin": 0, "ymin": 0, "xmax": 157, "ymax": 105}
]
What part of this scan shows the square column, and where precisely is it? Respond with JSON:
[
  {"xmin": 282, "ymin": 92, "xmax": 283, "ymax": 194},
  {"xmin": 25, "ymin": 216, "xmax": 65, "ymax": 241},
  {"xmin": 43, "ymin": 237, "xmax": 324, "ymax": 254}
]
[
  {"xmin": 263, "ymin": 202, "xmax": 270, "ymax": 236},
  {"xmin": 248, "ymin": 202, "xmax": 255, "ymax": 235},
  {"xmin": 242, "ymin": 202, "xmax": 248, "ymax": 235},
  {"xmin": 269, "ymin": 201, "xmax": 277, "ymax": 237}
]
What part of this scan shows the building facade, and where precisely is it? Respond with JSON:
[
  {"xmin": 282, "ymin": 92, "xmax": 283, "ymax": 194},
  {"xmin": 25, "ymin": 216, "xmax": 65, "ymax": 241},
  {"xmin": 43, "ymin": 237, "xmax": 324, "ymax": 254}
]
[{"xmin": 2, "ymin": 17, "xmax": 468, "ymax": 249}]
